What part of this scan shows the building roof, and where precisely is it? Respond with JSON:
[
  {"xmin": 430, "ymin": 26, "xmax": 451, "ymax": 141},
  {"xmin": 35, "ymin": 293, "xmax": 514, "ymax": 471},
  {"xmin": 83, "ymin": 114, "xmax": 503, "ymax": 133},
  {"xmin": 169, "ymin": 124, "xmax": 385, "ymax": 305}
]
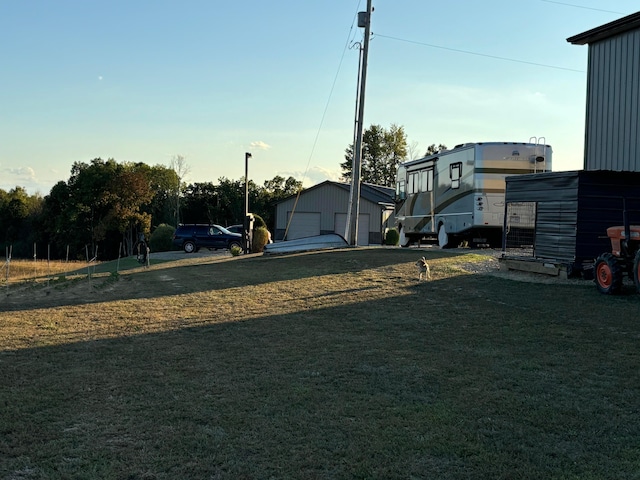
[
  {"xmin": 275, "ymin": 180, "xmax": 395, "ymax": 207},
  {"xmin": 567, "ymin": 11, "xmax": 640, "ymax": 45}
]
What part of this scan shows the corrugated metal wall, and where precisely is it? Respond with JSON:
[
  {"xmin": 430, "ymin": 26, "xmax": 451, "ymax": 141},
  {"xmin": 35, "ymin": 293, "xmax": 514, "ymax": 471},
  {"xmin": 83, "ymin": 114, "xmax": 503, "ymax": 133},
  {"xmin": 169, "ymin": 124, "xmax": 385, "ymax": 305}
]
[
  {"xmin": 585, "ymin": 29, "xmax": 640, "ymax": 171},
  {"xmin": 274, "ymin": 183, "xmax": 385, "ymax": 242}
]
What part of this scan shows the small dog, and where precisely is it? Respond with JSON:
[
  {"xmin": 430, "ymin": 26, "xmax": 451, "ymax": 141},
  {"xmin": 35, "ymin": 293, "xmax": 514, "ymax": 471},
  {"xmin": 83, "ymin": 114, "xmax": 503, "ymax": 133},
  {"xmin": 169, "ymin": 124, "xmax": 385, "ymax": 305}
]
[{"xmin": 415, "ymin": 256, "xmax": 431, "ymax": 281}]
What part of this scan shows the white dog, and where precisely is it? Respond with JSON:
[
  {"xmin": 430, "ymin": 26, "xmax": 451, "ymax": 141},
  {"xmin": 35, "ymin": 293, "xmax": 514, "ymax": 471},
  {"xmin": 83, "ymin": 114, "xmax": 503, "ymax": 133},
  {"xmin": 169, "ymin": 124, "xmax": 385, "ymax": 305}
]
[{"xmin": 415, "ymin": 256, "xmax": 431, "ymax": 281}]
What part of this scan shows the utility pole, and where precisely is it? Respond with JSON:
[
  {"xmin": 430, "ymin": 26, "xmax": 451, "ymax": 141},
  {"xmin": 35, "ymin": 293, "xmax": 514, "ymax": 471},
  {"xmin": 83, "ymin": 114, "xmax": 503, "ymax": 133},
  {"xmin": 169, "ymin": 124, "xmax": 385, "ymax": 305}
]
[{"xmin": 347, "ymin": 0, "xmax": 373, "ymax": 246}]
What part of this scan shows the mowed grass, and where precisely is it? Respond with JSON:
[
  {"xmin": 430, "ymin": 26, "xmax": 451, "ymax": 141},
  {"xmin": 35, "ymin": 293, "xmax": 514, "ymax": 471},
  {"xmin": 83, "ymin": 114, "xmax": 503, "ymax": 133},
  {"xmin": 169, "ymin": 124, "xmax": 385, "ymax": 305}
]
[{"xmin": 1, "ymin": 248, "xmax": 639, "ymax": 479}]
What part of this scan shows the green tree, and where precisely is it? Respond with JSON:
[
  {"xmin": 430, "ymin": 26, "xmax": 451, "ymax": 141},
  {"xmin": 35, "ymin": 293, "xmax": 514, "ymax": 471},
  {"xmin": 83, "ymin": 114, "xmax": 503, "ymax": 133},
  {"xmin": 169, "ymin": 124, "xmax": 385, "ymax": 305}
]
[
  {"xmin": 144, "ymin": 164, "xmax": 180, "ymax": 228},
  {"xmin": 41, "ymin": 158, "xmax": 155, "ymax": 259},
  {"xmin": 181, "ymin": 182, "xmax": 219, "ymax": 224},
  {"xmin": 0, "ymin": 187, "xmax": 43, "ymax": 258},
  {"xmin": 341, "ymin": 124, "xmax": 408, "ymax": 187},
  {"xmin": 255, "ymin": 176, "xmax": 302, "ymax": 230},
  {"xmin": 102, "ymin": 162, "xmax": 154, "ymax": 255},
  {"xmin": 424, "ymin": 143, "xmax": 448, "ymax": 156},
  {"xmin": 179, "ymin": 175, "xmax": 302, "ymax": 231}
]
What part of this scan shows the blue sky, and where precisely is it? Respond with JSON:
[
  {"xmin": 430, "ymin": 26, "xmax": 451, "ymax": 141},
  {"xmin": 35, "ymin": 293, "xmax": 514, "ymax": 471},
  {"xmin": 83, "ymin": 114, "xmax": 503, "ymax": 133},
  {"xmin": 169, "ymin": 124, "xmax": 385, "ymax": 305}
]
[{"xmin": 1, "ymin": 1, "xmax": 638, "ymax": 195}]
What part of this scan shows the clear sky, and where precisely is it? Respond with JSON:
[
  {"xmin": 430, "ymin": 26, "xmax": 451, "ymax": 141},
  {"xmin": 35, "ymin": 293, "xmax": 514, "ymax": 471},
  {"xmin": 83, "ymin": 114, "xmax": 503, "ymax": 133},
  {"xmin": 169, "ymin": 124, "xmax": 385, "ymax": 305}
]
[{"xmin": 1, "ymin": 1, "xmax": 638, "ymax": 195}]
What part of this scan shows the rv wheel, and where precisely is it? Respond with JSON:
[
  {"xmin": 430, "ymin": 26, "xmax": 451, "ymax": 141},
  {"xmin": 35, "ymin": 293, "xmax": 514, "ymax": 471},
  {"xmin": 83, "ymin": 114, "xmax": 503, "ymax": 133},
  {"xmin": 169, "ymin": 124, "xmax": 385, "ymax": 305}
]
[
  {"xmin": 400, "ymin": 227, "xmax": 412, "ymax": 248},
  {"xmin": 438, "ymin": 224, "xmax": 450, "ymax": 249}
]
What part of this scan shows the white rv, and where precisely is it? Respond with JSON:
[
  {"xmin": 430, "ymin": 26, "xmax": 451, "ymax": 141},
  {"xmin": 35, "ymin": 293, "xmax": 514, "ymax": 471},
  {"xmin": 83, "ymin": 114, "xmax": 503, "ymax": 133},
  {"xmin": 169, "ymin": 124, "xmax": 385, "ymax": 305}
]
[{"xmin": 395, "ymin": 141, "xmax": 551, "ymax": 248}]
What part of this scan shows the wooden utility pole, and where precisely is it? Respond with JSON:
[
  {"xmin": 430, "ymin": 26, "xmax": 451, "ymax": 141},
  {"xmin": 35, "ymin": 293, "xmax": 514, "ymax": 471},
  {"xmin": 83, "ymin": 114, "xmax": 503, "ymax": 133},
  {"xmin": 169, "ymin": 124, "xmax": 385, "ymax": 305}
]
[{"xmin": 347, "ymin": 0, "xmax": 373, "ymax": 246}]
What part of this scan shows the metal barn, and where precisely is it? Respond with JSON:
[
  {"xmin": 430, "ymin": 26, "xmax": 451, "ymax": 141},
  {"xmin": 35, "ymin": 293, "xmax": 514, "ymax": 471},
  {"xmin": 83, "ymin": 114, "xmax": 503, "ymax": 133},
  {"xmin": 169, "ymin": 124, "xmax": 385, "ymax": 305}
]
[
  {"xmin": 273, "ymin": 181, "xmax": 395, "ymax": 245},
  {"xmin": 568, "ymin": 12, "xmax": 640, "ymax": 171},
  {"xmin": 503, "ymin": 170, "xmax": 640, "ymax": 275}
]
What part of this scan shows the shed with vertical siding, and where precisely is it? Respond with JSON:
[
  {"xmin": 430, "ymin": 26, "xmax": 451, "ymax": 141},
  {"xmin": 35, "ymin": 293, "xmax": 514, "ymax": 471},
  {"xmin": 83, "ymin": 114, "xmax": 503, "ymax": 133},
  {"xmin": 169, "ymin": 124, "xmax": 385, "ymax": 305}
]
[
  {"xmin": 503, "ymin": 170, "xmax": 640, "ymax": 274},
  {"xmin": 567, "ymin": 12, "xmax": 640, "ymax": 171}
]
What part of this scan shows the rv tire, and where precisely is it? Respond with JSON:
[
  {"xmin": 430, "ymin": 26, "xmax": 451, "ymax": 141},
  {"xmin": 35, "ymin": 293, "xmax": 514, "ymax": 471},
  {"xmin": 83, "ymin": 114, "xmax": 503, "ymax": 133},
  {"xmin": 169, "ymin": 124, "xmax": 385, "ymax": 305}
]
[
  {"xmin": 400, "ymin": 227, "xmax": 412, "ymax": 248},
  {"xmin": 438, "ymin": 224, "xmax": 450, "ymax": 249}
]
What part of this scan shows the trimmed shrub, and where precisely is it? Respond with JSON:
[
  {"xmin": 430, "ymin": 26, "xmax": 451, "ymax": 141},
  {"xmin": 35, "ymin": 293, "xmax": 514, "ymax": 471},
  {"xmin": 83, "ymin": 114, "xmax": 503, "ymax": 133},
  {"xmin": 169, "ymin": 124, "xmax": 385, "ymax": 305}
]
[
  {"xmin": 252, "ymin": 226, "xmax": 271, "ymax": 253},
  {"xmin": 230, "ymin": 245, "xmax": 242, "ymax": 257},
  {"xmin": 149, "ymin": 224, "xmax": 176, "ymax": 252},
  {"xmin": 384, "ymin": 228, "xmax": 400, "ymax": 246},
  {"xmin": 251, "ymin": 213, "xmax": 267, "ymax": 229}
]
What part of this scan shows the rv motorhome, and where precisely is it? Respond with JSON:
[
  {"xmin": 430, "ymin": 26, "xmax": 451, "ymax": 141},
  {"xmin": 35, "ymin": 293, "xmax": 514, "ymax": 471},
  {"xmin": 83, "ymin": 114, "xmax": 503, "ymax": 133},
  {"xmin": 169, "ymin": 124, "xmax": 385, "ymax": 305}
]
[{"xmin": 395, "ymin": 141, "xmax": 551, "ymax": 248}]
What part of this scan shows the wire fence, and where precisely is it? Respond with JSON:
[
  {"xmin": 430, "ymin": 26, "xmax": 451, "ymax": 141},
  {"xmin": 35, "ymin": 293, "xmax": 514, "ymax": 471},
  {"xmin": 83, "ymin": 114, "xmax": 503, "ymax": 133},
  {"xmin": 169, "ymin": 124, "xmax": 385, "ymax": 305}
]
[{"xmin": 1, "ymin": 242, "xmax": 148, "ymax": 290}]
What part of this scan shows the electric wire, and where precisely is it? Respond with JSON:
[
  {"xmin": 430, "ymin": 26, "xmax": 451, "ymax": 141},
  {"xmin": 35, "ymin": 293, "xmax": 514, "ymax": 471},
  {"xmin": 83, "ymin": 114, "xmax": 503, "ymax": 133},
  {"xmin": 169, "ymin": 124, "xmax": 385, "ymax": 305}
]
[
  {"xmin": 373, "ymin": 33, "xmax": 585, "ymax": 73},
  {"xmin": 539, "ymin": 0, "xmax": 626, "ymax": 15},
  {"xmin": 283, "ymin": 1, "xmax": 362, "ymax": 239}
]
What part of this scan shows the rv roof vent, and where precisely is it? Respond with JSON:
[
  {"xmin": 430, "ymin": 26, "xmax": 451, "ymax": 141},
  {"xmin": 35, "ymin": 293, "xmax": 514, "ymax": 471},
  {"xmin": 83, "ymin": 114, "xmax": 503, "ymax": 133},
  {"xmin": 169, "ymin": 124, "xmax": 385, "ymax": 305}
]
[{"xmin": 454, "ymin": 143, "xmax": 464, "ymax": 149}]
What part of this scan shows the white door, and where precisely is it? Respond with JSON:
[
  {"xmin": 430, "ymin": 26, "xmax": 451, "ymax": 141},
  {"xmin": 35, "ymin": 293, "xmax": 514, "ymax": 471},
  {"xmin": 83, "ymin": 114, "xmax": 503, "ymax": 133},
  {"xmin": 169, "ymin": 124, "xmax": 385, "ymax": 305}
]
[
  {"xmin": 286, "ymin": 212, "xmax": 321, "ymax": 240},
  {"xmin": 335, "ymin": 213, "xmax": 370, "ymax": 245}
]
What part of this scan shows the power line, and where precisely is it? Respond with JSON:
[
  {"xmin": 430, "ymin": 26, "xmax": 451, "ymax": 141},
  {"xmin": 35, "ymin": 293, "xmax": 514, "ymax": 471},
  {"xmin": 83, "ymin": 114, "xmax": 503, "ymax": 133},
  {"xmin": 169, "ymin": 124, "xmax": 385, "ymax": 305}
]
[
  {"xmin": 373, "ymin": 33, "xmax": 585, "ymax": 73},
  {"xmin": 304, "ymin": 1, "xmax": 362, "ymax": 171},
  {"xmin": 539, "ymin": 0, "xmax": 626, "ymax": 15},
  {"xmin": 283, "ymin": 1, "xmax": 362, "ymax": 238}
]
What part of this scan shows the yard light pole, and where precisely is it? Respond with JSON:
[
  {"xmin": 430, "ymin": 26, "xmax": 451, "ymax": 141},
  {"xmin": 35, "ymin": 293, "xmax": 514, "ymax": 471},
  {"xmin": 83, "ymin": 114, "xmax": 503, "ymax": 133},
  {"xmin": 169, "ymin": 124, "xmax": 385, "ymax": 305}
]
[{"xmin": 244, "ymin": 152, "xmax": 252, "ymax": 254}]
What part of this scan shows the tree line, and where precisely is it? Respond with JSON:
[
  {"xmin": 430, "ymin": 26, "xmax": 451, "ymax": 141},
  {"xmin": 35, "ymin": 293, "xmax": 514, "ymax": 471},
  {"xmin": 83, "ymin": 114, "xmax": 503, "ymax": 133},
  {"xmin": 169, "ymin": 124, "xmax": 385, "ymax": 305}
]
[
  {"xmin": 2, "ymin": 123, "xmax": 441, "ymax": 260},
  {"xmin": 0, "ymin": 158, "xmax": 301, "ymax": 260}
]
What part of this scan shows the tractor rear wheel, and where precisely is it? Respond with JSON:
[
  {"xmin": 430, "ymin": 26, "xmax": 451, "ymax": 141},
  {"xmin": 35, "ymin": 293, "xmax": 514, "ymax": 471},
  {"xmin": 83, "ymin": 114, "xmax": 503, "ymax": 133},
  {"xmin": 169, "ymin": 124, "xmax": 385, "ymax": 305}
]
[
  {"xmin": 633, "ymin": 251, "xmax": 640, "ymax": 293},
  {"xmin": 595, "ymin": 253, "xmax": 623, "ymax": 294}
]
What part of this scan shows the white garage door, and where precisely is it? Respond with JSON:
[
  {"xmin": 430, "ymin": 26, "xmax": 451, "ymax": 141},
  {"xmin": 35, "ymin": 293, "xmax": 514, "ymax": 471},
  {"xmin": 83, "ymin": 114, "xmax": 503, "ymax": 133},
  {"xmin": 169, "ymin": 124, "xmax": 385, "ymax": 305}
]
[
  {"xmin": 335, "ymin": 213, "xmax": 370, "ymax": 246},
  {"xmin": 286, "ymin": 212, "xmax": 321, "ymax": 240}
]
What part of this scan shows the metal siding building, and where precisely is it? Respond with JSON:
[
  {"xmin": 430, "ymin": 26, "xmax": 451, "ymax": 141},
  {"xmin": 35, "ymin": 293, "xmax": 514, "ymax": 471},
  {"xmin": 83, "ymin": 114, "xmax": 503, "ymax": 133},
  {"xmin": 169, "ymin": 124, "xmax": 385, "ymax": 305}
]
[
  {"xmin": 273, "ymin": 181, "xmax": 395, "ymax": 245},
  {"xmin": 568, "ymin": 12, "xmax": 640, "ymax": 171}
]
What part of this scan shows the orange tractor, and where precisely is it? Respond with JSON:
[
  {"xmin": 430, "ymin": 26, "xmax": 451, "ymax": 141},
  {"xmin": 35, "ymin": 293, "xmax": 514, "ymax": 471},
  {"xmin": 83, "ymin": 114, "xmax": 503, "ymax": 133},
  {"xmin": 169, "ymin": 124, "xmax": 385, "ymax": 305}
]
[{"xmin": 594, "ymin": 222, "xmax": 640, "ymax": 294}]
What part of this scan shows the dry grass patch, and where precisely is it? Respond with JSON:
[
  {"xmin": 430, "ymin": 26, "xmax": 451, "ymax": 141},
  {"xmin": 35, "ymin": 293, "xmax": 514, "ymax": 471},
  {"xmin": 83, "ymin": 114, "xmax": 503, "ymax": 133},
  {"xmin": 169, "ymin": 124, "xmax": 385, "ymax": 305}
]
[
  {"xmin": 0, "ymin": 259, "xmax": 92, "ymax": 283},
  {"xmin": 2, "ymin": 248, "xmax": 639, "ymax": 479}
]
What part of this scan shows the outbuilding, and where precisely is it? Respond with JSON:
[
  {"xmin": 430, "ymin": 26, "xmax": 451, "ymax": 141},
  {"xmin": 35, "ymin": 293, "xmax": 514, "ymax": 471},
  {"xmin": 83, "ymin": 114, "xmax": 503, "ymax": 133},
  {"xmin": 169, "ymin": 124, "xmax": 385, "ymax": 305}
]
[
  {"xmin": 567, "ymin": 11, "xmax": 640, "ymax": 171},
  {"xmin": 501, "ymin": 12, "xmax": 640, "ymax": 276},
  {"xmin": 503, "ymin": 170, "xmax": 640, "ymax": 275},
  {"xmin": 272, "ymin": 180, "xmax": 395, "ymax": 246}
]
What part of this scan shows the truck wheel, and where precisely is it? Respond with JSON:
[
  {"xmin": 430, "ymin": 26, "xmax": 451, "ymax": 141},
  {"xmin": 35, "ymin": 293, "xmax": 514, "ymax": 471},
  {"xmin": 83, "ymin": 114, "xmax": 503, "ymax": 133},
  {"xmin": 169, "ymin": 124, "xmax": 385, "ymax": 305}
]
[
  {"xmin": 183, "ymin": 241, "xmax": 196, "ymax": 253},
  {"xmin": 595, "ymin": 253, "xmax": 623, "ymax": 294},
  {"xmin": 633, "ymin": 251, "xmax": 640, "ymax": 293}
]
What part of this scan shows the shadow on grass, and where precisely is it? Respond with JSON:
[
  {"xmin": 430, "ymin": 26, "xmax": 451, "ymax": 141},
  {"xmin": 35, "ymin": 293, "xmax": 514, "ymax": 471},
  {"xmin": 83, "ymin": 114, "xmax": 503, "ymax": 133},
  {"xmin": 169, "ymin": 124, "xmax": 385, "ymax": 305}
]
[
  {"xmin": 0, "ymin": 248, "xmax": 481, "ymax": 311},
  {"xmin": 2, "ymin": 274, "xmax": 640, "ymax": 479}
]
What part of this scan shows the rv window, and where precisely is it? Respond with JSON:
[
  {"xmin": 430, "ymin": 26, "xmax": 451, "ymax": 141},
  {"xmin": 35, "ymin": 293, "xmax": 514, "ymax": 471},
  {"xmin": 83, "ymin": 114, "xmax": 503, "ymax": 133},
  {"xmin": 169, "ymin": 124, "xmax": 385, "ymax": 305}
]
[
  {"xmin": 396, "ymin": 180, "xmax": 406, "ymax": 200},
  {"xmin": 408, "ymin": 172, "xmax": 420, "ymax": 194},
  {"xmin": 450, "ymin": 162, "xmax": 462, "ymax": 189},
  {"xmin": 420, "ymin": 169, "xmax": 434, "ymax": 192}
]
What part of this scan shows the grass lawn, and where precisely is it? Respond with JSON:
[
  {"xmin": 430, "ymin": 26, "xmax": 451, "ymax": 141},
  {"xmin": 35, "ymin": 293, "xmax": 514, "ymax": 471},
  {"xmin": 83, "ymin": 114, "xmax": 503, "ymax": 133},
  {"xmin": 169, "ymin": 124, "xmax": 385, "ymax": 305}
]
[{"xmin": 1, "ymin": 248, "xmax": 639, "ymax": 479}]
